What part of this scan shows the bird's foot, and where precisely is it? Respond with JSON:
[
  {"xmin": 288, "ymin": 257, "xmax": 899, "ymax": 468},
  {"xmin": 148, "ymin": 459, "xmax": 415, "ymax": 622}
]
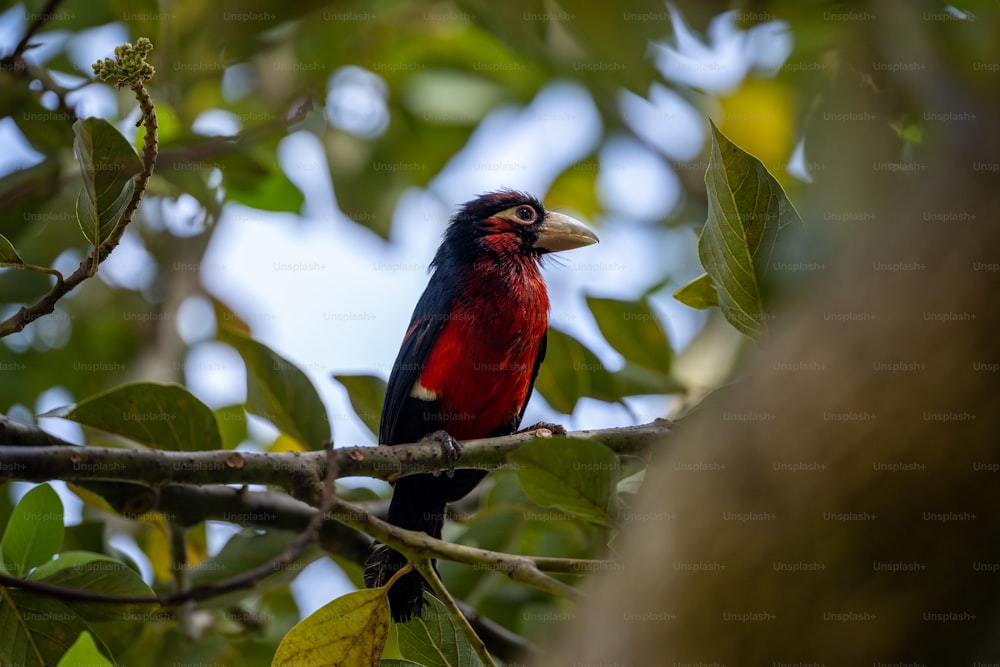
[
  {"xmin": 421, "ymin": 430, "xmax": 461, "ymax": 477},
  {"xmin": 517, "ymin": 421, "xmax": 567, "ymax": 436}
]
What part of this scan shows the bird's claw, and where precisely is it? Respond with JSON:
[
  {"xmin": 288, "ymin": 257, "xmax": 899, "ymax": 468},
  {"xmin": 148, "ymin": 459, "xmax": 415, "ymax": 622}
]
[{"xmin": 422, "ymin": 430, "xmax": 461, "ymax": 477}]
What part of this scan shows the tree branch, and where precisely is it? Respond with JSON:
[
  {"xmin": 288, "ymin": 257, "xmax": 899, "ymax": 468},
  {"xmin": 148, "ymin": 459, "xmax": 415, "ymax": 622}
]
[
  {"xmin": 0, "ymin": 417, "xmax": 670, "ymax": 493},
  {"xmin": 7, "ymin": 0, "xmax": 64, "ymax": 61},
  {"xmin": 0, "ymin": 441, "xmax": 339, "ymax": 607},
  {"xmin": 4, "ymin": 410, "xmax": 647, "ymax": 579},
  {"xmin": 0, "ymin": 412, "xmax": 373, "ymax": 556},
  {"xmin": 0, "ymin": 416, "xmax": 663, "ymax": 615},
  {"xmin": 326, "ymin": 495, "xmax": 586, "ymax": 602},
  {"xmin": 0, "ymin": 469, "xmax": 598, "ymax": 613},
  {"xmin": 155, "ymin": 484, "xmax": 373, "ymax": 563}
]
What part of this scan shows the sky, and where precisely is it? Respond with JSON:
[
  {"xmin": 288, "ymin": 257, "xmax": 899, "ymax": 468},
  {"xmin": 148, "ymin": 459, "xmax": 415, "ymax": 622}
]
[{"xmin": 1, "ymin": 4, "xmax": 791, "ymax": 617}]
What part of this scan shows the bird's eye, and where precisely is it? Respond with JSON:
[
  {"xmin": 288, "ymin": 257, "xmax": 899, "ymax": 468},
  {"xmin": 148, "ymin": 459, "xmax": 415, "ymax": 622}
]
[{"xmin": 515, "ymin": 206, "xmax": 535, "ymax": 222}]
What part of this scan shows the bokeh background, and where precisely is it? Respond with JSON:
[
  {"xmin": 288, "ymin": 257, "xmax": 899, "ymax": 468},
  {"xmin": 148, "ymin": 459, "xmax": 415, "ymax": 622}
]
[{"xmin": 3, "ymin": 0, "xmax": 994, "ymax": 660}]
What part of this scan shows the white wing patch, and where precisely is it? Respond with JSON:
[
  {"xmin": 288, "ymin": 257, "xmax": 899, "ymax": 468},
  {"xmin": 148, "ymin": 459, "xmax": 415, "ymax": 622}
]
[{"xmin": 409, "ymin": 380, "xmax": 439, "ymax": 401}]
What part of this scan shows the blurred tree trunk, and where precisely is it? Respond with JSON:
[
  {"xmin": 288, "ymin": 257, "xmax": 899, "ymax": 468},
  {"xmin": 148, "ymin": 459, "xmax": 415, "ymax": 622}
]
[{"xmin": 543, "ymin": 2, "xmax": 1000, "ymax": 663}]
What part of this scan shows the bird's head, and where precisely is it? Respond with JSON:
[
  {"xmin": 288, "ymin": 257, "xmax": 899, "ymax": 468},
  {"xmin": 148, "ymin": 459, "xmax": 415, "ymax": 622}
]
[{"xmin": 432, "ymin": 190, "xmax": 598, "ymax": 269}]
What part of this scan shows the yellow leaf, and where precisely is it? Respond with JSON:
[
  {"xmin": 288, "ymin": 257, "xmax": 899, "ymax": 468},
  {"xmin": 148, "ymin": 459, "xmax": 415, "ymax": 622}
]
[
  {"xmin": 272, "ymin": 588, "xmax": 391, "ymax": 667},
  {"xmin": 717, "ymin": 77, "xmax": 795, "ymax": 179},
  {"xmin": 139, "ymin": 513, "xmax": 174, "ymax": 582},
  {"xmin": 269, "ymin": 432, "xmax": 306, "ymax": 453},
  {"xmin": 137, "ymin": 512, "xmax": 208, "ymax": 581},
  {"xmin": 67, "ymin": 484, "xmax": 114, "ymax": 513}
]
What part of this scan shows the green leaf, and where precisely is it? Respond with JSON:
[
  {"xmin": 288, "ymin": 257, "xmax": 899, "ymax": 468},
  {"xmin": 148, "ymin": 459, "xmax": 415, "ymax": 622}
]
[
  {"xmin": 0, "ymin": 591, "xmax": 96, "ymax": 667},
  {"xmin": 221, "ymin": 328, "xmax": 331, "ymax": 448},
  {"xmin": 30, "ymin": 551, "xmax": 156, "ymax": 622},
  {"xmin": 534, "ymin": 328, "xmax": 618, "ymax": 413},
  {"xmin": 272, "ymin": 587, "xmax": 390, "ymax": 666},
  {"xmin": 510, "ymin": 437, "xmax": 619, "ymax": 527},
  {"xmin": 700, "ymin": 121, "xmax": 802, "ymax": 340},
  {"xmin": 334, "ymin": 374, "xmax": 386, "ymax": 438},
  {"xmin": 612, "ymin": 362, "xmax": 683, "ymax": 397},
  {"xmin": 39, "ymin": 382, "xmax": 222, "ymax": 451},
  {"xmin": 435, "ymin": 505, "xmax": 527, "ymax": 602},
  {"xmin": 396, "ymin": 594, "xmax": 484, "ymax": 667},
  {"xmin": 380, "ymin": 660, "xmax": 425, "ymax": 666},
  {"xmin": 218, "ymin": 145, "xmax": 305, "ymax": 213},
  {"xmin": 72, "ymin": 117, "xmax": 143, "ymax": 246},
  {"xmin": 215, "ymin": 404, "xmax": 248, "ymax": 449},
  {"xmin": 57, "ymin": 631, "xmax": 114, "ymax": 667},
  {"xmin": 2, "ymin": 484, "xmax": 64, "ymax": 576},
  {"xmin": 28, "ymin": 550, "xmax": 113, "ymax": 579},
  {"xmin": 673, "ymin": 273, "xmax": 719, "ymax": 310},
  {"xmin": 587, "ymin": 295, "xmax": 671, "ymax": 373},
  {"xmin": 76, "ymin": 182, "xmax": 133, "ymax": 246},
  {"xmin": 0, "ymin": 233, "xmax": 25, "ymax": 266}
]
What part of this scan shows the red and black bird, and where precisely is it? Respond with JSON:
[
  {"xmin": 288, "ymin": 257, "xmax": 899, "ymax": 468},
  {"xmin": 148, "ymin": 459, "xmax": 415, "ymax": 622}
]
[{"xmin": 364, "ymin": 190, "xmax": 598, "ymax": 622}]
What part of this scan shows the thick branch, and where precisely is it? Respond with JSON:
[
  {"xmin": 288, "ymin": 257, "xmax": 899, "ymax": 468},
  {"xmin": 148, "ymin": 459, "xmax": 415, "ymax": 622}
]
[
  {"xmin": 0, "ymin": 412, "xmax": 373, "ymax": 557},
  {"xmin": 0, "ymin": 442, "xmax": 338, "ymax": 607},
  {"xmin": 0, "ymin": 415, "xmax": 662, "ymax": 611},
  {"xmin": 156, "ymin": 485, "xmax": 372, "ymax": 562},
  {"xmin": 0, "ymin": 417, "xmax": 670, "ymax": 493},
  {"xmin": 0, "ymin": 479, "xmax": 602, "ymax": 610}
]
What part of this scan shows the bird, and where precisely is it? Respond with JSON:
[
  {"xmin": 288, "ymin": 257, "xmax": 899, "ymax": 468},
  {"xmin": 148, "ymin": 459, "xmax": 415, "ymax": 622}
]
[{"xmin": 363, "ymin": 189, "xmax": 599, "ymax": 622}]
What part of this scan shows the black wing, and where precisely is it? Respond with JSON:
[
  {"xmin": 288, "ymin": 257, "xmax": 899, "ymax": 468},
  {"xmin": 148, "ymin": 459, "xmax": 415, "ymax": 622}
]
[
  {"xmin": 378, "ymin": 274, "xmax": 455, "ymax": 446},
  {"xmin": 516, "ymin": 331, "xmax": 546, "ymax": 428}
]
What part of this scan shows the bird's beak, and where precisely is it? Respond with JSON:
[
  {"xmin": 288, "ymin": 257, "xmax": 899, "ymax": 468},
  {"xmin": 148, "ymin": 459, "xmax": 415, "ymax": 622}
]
[{"xmin": 533, "ymin": 212, "xmax": 599, "ymax": 253}]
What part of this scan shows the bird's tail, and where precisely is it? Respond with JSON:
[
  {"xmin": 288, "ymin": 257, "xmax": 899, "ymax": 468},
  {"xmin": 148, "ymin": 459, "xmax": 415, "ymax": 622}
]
[
  {"xmin": 363, "ymin": 474, "xmax": 446, "ymax": 622},
  {"xmin": 364, "ymin": 542, "xmax": 429, "ymax": 622}
]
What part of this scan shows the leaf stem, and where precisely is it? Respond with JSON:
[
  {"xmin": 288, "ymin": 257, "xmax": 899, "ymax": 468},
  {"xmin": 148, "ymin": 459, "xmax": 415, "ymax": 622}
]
[
  {"xmin": 415, "ymin": 561, "xmax": 498, "ymax": 667},
  {"xmin": 0, "ymin": 39, "xmax": 158, "ymax": 338},
  {"xmin": 2, "ymin": 264, "xmax": 65, "ymax": 287}
]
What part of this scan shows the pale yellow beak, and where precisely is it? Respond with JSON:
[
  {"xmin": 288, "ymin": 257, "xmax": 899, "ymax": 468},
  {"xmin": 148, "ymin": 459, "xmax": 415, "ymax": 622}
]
[{"xmin": 533, "ymin": 212, "xmax": 599, "ymax": 253}]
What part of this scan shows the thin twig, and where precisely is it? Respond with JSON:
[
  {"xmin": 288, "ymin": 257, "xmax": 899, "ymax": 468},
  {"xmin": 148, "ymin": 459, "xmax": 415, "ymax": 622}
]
[
  {"xmin": 169, "ymin": 520, "xmax": 195, "ymax": 637},
  {"xmin": 10, "ymin": 0, "xmax": 64, "ymax": 60},
  {"xmin": 530, "ymin": 556, "xmax": 620, "ymax": 574},
  {"xmin": 156, "ymin": 95, "xmax": 313, "ymax": 169},
  {"xmin": 415, "ymin": 561, "xmax": 498, "ymax": 667},
  {"xmin": 326, "ymin": 495, "xmax": 586, "ymax": 602}
]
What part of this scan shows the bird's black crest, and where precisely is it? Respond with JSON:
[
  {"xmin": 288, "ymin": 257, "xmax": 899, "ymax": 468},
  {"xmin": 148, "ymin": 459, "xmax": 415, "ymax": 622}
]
[{"xmin": 431, "ymin": 189, "xmax": 545, "ymax": 268}]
